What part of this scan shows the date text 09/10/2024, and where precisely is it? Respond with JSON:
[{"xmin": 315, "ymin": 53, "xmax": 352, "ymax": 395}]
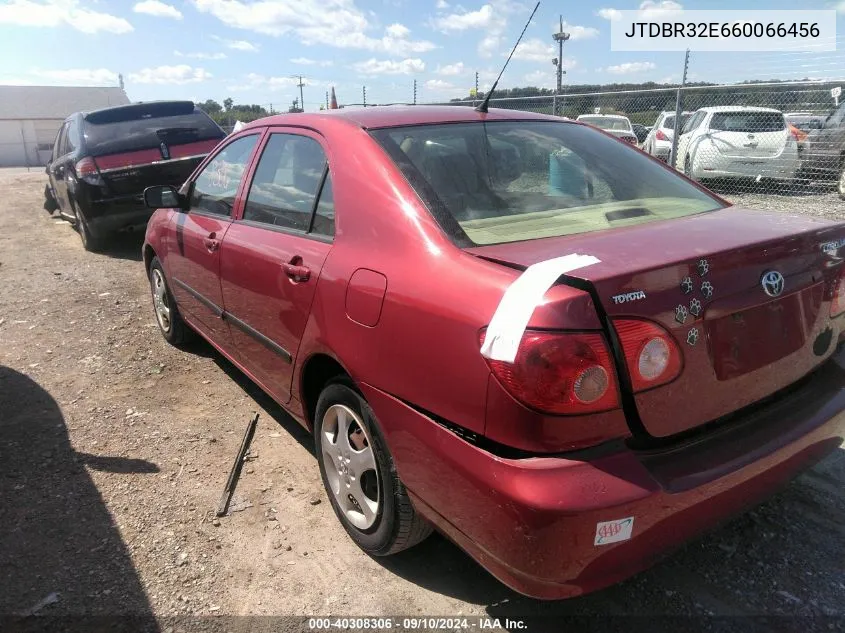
[{"xmin": 307, "ymin": 617, "xmax": 528, "ymax": 630}]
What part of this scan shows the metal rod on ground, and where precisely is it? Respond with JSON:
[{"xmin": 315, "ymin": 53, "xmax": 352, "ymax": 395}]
[
  {"xmin": 216, "ymin": 412, "xmax": 260, "ymax": 517},
  {"xmin": 670, "ymin": 49, "xmax": 690, "ymax": 169}
]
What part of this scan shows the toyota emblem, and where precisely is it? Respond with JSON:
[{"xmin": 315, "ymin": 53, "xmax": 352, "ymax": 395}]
[{"xmin": 761, "ymin": 270, "xmax": 785, "ymax": 298}]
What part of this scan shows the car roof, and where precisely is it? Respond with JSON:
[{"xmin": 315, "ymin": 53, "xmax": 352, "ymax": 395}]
[
  {"xmin": 695, "ymin": 106, "xmax": 783, "ymax": 114},
  {"xmin": 239, "ymin": 105, "xmax": 562, "ymax": 131},
  {"xmin": 577, "ymin": 113, "xmax": 629, "ymax": 119}
]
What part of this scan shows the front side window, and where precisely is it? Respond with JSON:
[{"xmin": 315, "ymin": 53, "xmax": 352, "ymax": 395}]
[
  {"xmin": 243, "ymin": 134, "xmax": 331, "ymax": 235},
  {"xmin": 372, "ymin": 121, "xmax": 724, "ymax": 247},
  {"xmin": 190, "ymin": 134, "xmax": 259, "ymax": 217}
]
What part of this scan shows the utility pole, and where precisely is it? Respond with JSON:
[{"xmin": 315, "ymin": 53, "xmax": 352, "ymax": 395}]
[
  {"xmin": 363, "ymin": 85, "xmax": 367, "ymax": 107},
  {"xmin": 413, "ymin": 79, "xmax": 417, "ymax": 105},
  {"xmin": 326, "ymin": 91, "xmax": 329, "ymax": 109},
  {"xmin": 552, "ymin": 16, "xmax": 570, "ymax": 117},
  {"xmin": 296, "ymin": 75, "xmax": 305, "ymax": 113},
  {"xmin": 669, "ymin": 49, "xmax": 690, "ymax": 169},
  {"xmin": 475, "ymin": 71, "xmax": 479, "ymax": 106}
]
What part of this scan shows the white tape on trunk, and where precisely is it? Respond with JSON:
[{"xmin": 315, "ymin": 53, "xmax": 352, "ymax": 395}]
[{"xmin": 480, "ymin": 254, "xmax": 601, "ymax": 363}]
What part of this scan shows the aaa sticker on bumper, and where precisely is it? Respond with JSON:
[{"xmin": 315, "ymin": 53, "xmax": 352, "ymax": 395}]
[{"xmin": 594, "ymin": 517, "xmax": 635, "ymax": 545}]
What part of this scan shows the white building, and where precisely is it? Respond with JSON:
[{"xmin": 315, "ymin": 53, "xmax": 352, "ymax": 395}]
[{"xmin": 0, "ymin": 85, "xmax": 130, "ymax": 167}]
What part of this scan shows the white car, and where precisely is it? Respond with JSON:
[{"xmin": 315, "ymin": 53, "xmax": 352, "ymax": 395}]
[
  {"xmin": 674, "ymin": 106, "xmax": 799, "ymax": 182},
  {"xmin": 575, "ymin": 114, "xmax": 638, "ymax": 145},
  {"xmin": 642, "ymin": 110, "xmax": 692, "ymax": 162}
]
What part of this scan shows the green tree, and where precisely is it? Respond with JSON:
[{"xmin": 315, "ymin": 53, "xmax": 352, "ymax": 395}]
[{"xmin": 223, "ymin": 97, "xmax": 234, "ymax": 112}]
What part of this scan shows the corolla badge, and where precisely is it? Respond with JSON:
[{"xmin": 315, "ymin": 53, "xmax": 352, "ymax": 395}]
[{"xmin": 761, "ymin": 270, "xmax": 785, "ymax": 298}]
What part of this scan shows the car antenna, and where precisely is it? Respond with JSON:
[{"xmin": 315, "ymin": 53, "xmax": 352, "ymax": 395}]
[{"xmin": 476, "ymin": 1, "xmax": 541, "ymax": 114}]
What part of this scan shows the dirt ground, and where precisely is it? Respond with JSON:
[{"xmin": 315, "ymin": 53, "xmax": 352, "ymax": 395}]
[{"xmin": 1, "ymin": 168, "xmax": 844, "ymax": 632}]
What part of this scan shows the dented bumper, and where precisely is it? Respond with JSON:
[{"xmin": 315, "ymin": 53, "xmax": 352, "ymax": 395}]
[{"xmin": 362, "ymin": 345, "xmax": 845, "ymax": 600}]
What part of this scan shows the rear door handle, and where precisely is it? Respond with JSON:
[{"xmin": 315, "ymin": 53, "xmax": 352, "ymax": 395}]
[
  {"xmin": 203, "ymin": 232, "xmax": 219, "ymax": 252},
  {"xmin": 282, "ymin": 262, "xmax": 310, "ymax": 282}
]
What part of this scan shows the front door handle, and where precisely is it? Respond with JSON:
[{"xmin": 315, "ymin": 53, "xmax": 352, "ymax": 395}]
[
  {"xmin": 203, "ymin": 232, "xmax": 219, "ymax": 253},
  {"xmin": 282, "ymin": 261, "xmax": 310, "ymax": 282}
]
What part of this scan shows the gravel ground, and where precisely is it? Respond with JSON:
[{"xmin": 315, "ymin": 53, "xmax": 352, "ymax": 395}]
[{"xmin": 1, "ymin": 169, "xmax": 844, "ymax": 632}]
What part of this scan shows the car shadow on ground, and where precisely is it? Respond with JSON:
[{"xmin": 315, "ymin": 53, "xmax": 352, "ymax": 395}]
[
  {"xmin": 0, "ymin": 366, "xmax": 161, "ymax": 631},
  {"xmin": 208, "ymin": 347, "xmax": 315, "ymax": 457},
  {"xmin": 98, "ymin": 231, "xmax": 145, "ymax": 262},
  {"xmin": 378, "ymin": 447, "xmax": 845, "ymax": 631}
]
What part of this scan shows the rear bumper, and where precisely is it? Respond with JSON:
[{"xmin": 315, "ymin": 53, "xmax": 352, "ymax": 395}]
[
  {"xmin": 363, "ymin": 345, "xmax": 845, "ymax": 600},
  {"xmin": 78, "ymin": 195, "xmax": 153, "ymax": 236},
  {"xmin": 694, "ymin": 154, "xmax": 799, "ymax": 180}
]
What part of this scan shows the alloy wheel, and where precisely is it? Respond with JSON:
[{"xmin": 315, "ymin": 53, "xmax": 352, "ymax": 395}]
[
  {"xmin": 320, "ymin": 404, "xmax": 380, "ymax": 530},
  {"xmin": 151, "ymin": 268, "xmax": 172, "ymax": 333}
]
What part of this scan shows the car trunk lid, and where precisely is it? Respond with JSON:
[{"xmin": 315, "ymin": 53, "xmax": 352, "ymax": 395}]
[{"xmin": 468, "ymin": 207, "xmax": 845, "ymax": 438}]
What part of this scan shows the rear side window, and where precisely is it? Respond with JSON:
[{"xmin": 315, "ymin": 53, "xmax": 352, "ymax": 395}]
[
  {"xmin": 83, "ymin": 101, "xmax": 225, "ymax": 156},
  {"xmin": 66, "ymin": 118, "xmax": 80, "ymax": 152},
  {"xmin": 709, "ymin": 112, "xmax": 785, "ymax": 133},
  {"xmin": 243, "ymin": 133, "xmax": 332, "ymax": 235}
]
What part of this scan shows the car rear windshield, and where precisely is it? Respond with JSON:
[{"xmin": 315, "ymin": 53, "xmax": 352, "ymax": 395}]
[
  {"xmin": 578, "ymin": 116, "xmax": 631, "ymax": 131},
  {"xmin": 662, "ymin": 113, "xmax": 690, "ymax": 129},
  {"xmin": 709, "ymin": 112, "xmax": 785, "ymax": 133},
  {"xmin": 371, "ymin": 121, "xmax": 725, "ymax": 247},
  {"xmin": 83, "ymin": 101, "xmax": 224, "ymax": 156}
]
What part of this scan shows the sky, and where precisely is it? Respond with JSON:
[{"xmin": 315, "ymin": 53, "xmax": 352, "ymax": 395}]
[{"xmin": 0, "ymin": 0, "xmax": 844, "ymax": 111}]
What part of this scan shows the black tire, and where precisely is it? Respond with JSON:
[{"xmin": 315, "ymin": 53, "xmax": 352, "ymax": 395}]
[
  {"xmin": 148, "ymin": 256, "xmax": 192, "ymax": 347},
  {"xmin": 43, "ymin": 184, "xmax": 58, "ymax": 214},
  {"xmin": 69, "ymin": 196, "xmax": 103, "ymax": 252},
  {"xmin": 314, "ymin": 378, "xmax": 432, "ymax": 556}
]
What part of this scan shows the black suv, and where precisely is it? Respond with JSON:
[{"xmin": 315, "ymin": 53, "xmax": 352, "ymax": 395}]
[{"xmin": 45, "ymin": 101, "xmax": 225, "ymax": 251}]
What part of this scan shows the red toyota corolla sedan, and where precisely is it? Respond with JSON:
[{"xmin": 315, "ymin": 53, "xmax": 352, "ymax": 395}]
[{"xmin": 141, "ymin": 106, "xmax": 845, "ymax": 599}]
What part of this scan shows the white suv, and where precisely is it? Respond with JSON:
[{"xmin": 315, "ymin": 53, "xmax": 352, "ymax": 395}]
[
  {"xmin": 642, "ymin": 110, "xmax": 692, "ymax": 162},
  {"xmin": 674, "ymin": 106, "xmax": 799, "ymax": 183}
]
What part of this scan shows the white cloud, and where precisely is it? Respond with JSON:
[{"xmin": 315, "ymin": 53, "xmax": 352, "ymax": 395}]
[
  {"xmin": 598, "ymin": 1, "xmax": 682, "ymax": 20},
  {"xmin": 211, "ymin": 35, "xmax": 260, "ymax": 52},
  {"xmin": 385, "ymin": 23, "xmax": 409, "ymax": 38},
  {"xmin": 133, "ymin": 0, "xmax": 182, "ymax": 19},
  {"xmin": 432, "ymin": 4, "xmax": 494, "ymax": 31},
  {"xmin": 193, "ymin": 0, "xmax": 435, "ymax": 56},
  {"xmin": 175, "ymin": 50, "xmax": 228, "ymax": 59},
  {"xmin": 596, "ymin": 8, "xmax": 621, "ymax": 20},
  {"xmin": 425, "ymin": 79, "xmax": 454, "ymax": 90},
  {"xmin": 0, "ymin": 0, "xmax": 133, "ymax": 33},
  {"xmin": 436, "ymin": 0, "xmax": 449, "ymax": 8},
  {"xmin": 128, "ymin": 65, "xmax": 212, "ymax": 84},
  {"xmin": 556, "ymin": 21, "xmax": 599, "ymax": 41},
  {"xmin": 604, "ymin": 61, "xmax": 656, "ymax": 74},
  {"xmin": 352, "ymin": 58, "xmax": 425, "ymax": 76},
  {"xmin": 291, "ymin": 57, "xmax": 333, "ymax": 67},
  {"xmin": 837, "ymin": 1, "xmax": 845, "ymax": 14},
  {"xmin": 436, "ymin": 62, "xmax": 465, "ymax": 76},
  {"xmin": 32, "ymin": 68, "xmax": 119, "ymax": 86},
  {"xmin": 512, "ymin": 38, "xmax": 555, "ymax": 62}
]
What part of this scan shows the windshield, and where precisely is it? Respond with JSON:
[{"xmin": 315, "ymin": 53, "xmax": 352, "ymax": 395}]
[
  {"xmin": 578, "ymin": 116, "xmax": 631, "ymax": 131},
  {"xmin": 371, "ymin": 121, "xmax": 725, "ymax": 246}
]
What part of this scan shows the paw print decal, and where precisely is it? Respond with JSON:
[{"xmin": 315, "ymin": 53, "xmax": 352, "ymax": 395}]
[
  {"xmin": 701, "ymin": 281, "xmax": 714, "ymax": 299},
  {"xmin": 687, "ymin": 328, "xmax": 700, "ymax": 346},
  {"xmin": 681, "ymin": 276, "xmax": 693, "ymax": 295},
  {"xmin": 697, "ymin": 259, "xmax": 710, "ymax": 277},
  {"xmin": 689, "ymin": 298, "xmax": 702, "ymax": 318},
  {"xmin": 675, "ymin": 305, "xmax": 688, "ymax": 324}
]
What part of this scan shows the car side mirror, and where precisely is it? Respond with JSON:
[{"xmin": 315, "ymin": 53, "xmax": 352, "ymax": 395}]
[{"xmin": 144, "ymin": 185, "xmax": 185, "ymax": 210}]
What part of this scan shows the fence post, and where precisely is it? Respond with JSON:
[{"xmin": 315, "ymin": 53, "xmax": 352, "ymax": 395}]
[{"xmin": 669, "ymin": 49, "xmax": 690, "ymax": 169}]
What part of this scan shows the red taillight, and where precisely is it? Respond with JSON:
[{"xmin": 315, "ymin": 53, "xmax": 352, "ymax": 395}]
[
  {"xmin": 655, "ymin": 129, "xmax": 668, "ymax": 141},
  {"xmin": 76, "ymin": 157, "xmax": 98, "ymax": 178},
  {"xmin": 788, "ymin": 123, "xmax": 807, "ymax": 144},
  {"xmin": 831, "ymin": 269, "xmax": 845, "ymax": 318},
  {"xmin": 480, "ymin": 329, "xmax": 619, "ymax": 415},
  {"xmin": 614, "ymin": 319, "xmax": 683, "ymax": 392}
]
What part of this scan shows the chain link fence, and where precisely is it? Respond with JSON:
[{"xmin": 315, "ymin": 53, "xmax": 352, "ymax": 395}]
[{"xmin": 421, "ymin": 80, "xmax": 845, "ymax": 215}]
